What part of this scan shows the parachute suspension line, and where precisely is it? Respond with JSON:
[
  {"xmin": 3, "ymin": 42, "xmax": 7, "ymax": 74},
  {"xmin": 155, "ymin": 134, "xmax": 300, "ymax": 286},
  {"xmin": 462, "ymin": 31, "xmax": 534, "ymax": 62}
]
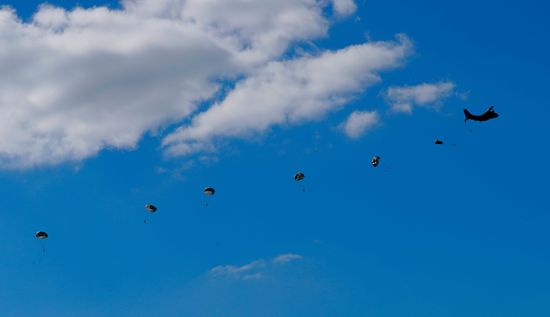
[
  {"xmin": 371, "ymin": 156, "xmax": 380, "ymax": 168},
  {"xmin": 294, "ymin": 172, "xmax": 305, "ymax": 192},
  {"xmin": 203, "ymin": 187, "xmax": 215, "ymax": 207},
  {"xmin": 35, "ymin": 231, "xmax": 48, "ymax": 253},
  {"xmin": 144, "ymin": 204, "xmax": 157, "ymax": 224}
]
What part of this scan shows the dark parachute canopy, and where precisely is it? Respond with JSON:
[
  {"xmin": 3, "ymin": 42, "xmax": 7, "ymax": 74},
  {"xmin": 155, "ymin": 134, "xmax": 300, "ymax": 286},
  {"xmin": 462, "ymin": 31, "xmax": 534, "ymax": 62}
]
[
  {"xmin": 35, "ymin": 231, "xmax": 48, "ymax": 239},
  {"xmin": 203, "ymin": 187, "xmax": 216, "ymax": 207},
  {"xmin": 204, "ymin": 187, "xmax": 216, "ymax": 196},
  {"xmin": 294, "ymin": 172, "xmax": 305, "ymax": 181},
  {"xmin": 435, "ymin": 140, "xmax": 444, "ymax": 145},
  {"xmin": 371, "ymin": 156, "xmax": 380, "ymax": 167},
  {"xmin": 145, "ymin": 204, "xmax": 157, "ymax": 213}
]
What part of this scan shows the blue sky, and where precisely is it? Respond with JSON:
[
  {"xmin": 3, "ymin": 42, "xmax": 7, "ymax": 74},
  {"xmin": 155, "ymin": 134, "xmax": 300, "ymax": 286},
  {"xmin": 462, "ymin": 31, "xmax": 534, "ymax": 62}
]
[{"xmin": 0, "ymin": 0, "xmax": 549, "ymax": 316}]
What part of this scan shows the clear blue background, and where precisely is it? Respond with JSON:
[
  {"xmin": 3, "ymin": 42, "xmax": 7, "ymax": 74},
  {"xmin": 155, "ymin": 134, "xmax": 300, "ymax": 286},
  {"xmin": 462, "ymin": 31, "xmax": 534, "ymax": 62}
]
[{"xmin": 1, "ymin": 0, "xmax": 549, "ymax": 316}]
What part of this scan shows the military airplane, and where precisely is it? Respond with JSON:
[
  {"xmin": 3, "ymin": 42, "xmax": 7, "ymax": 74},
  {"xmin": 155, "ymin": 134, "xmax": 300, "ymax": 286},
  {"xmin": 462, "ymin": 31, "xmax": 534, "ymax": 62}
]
[{"xmin": 464, "ymin": 106, "xmax": 499, "ymax": 122}]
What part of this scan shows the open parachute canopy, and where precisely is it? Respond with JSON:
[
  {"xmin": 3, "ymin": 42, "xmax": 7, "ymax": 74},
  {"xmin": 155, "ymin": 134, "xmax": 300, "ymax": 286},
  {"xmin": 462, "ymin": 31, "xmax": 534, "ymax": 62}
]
[
  {"xmin": 204, "ymin": 187, "xmax": 216, "ymax": 196},
  {"xmin": 35, "ymin": 231, "xmax": 48, "ymax": 239},
  {"xmin": 371, "ymin": 156, "xmax": 380, "ymax": 167},
  {"xmin": 435, "ymin": 140, "xmax": 444, "ymax": 145},
  {"xmin": 294, "ymin": 172, "xmax": 305, "ymax": 181},
  {"xmin": 145, "ymin": 203, "xmax": 157, "ymax": 213}
]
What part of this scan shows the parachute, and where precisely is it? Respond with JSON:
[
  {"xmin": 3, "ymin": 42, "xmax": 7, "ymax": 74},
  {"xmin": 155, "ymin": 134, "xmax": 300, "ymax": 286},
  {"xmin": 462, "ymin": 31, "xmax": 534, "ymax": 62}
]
[
  {"xmin": 35, "ymin": 231, "xmax": 49, "ymax": 252},
  {"xmin": 204, "ymin": 187, "xmax": 216, "ymax": 196},
  {"xmin": 371, "ymin": 156, "xmax": 380, "ymax": 167},
  {"xmin": 35, "ymin": 231, "xmax": 48, "ymax": 239},
  {"xmin": 145, "ymin": 204, "xmax": 157, "ymax": 213},
  {"xmin": 435, "ymin": 140, "xmax": 444, "ymax": 145},
  {"xmin": 203, "ymin": 187, "xmax": 216, "ymax": 206},
  {"xmin": 143, "ymin": 203, "xmax": 158, "ymax": 223},
  {"xmin": 294, "ymin": 172, "xmax": 306, "ymax": 192}
]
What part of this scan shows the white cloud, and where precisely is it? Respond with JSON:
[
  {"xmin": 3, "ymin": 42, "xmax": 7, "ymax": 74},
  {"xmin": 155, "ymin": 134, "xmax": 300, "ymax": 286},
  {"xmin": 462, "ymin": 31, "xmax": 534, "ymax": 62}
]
[
  {"xmin": 385, "ymin": 82, "xmax": 455, "ymax": 113},
  {"xmin": 163, "ymin": 36, "xmax": 412, "ymax": 156},
  {"xmin": 330, "ymin": 0, "xmax": 357, "ymax": 16},
  {"xmin": 340, "ymin": 110, "xmax": 380, "ymax": 138},
  {"xmin": 0, "ymin": 0, "xmax": 362, "ymax": 168},
  {"xmin": 209, "ymin": 260, "xmax": 266, "ymax": 278},
  {"xmin": 272, "ymin": 253, "xmax": 303, "ymax": 264},
  {"xmin": 209, "ymin": 253, "xmax": 303, "ymax": 279}
]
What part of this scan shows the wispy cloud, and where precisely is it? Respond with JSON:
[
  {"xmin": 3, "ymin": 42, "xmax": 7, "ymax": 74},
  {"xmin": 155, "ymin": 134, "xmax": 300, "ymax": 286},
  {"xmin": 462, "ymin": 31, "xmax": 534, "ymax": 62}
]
[
  {"xmin": 209, "ymin": 253, "xmax": 303, "ymax": 280},
  {"xmin": 340, "ymin": 110, "xmax": 380, "ymax": 139},
  {"xmin": 209, "ymin": 260, "xmax": 266, "ymax": 278},
  {"xmin": 272, "ymin": 253, "xmax": 304, "ymax": 264},
  {"xmin": 386, "ymin": 82, "xmax": 455, "ymax": 113}
]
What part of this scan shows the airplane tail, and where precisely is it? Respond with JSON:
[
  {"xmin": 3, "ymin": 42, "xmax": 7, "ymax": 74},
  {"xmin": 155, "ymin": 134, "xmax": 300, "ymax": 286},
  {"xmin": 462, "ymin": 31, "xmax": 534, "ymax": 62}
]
[{"xmin": 464, "ymin": 109, "xmax": 474, "ymax": 122}]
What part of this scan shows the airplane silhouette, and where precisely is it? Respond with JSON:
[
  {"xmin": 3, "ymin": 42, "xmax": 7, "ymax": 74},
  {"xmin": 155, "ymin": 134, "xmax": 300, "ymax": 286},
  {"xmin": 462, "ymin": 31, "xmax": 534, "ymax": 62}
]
[{"xmin": 464, "ymin": 106, "xmax": 499, "ymax": 122}]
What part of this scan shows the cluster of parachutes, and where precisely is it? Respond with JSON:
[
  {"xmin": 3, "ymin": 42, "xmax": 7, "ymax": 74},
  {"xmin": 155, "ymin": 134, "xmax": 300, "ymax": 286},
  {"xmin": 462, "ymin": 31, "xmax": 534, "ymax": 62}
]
[
  {"xmin": 30, "ymin": 155, "xmax": 429, "ymax": 244},
  {"xmin": 34, "ymin": 106, "xmax": 498, "ymax": 249},
  {"xmin": 35, "ymin": 186, "xmax": 219, "ymax": 244}
]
